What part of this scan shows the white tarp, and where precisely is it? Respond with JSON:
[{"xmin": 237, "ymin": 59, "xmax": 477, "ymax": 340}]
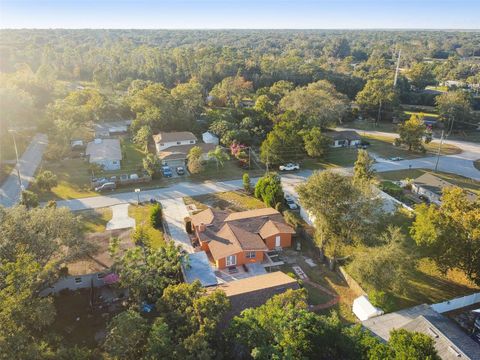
[{"xmin": 353, "ymin": 295, "xmax": 384, "ymax": 321}]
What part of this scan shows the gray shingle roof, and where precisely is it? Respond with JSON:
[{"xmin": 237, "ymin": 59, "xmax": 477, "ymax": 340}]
[{"xmin": 363, "ymin": 304, "xmax": 480, "ymax": 360}]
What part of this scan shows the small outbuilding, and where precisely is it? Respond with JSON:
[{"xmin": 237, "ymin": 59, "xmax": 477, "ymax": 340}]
[
  {"xmin": 352, "ymin": 295, "xmax": 384, "ymax": 321},
  {"xmin": 202, "ymin": 131, "xmax": 219, "ymax": 146}
]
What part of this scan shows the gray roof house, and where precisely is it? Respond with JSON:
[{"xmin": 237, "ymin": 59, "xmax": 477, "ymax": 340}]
[
  {"xmin": 412, "ymin": 173, "xmax": 477, "ymax": 205},
  {"xmin": 85, "ymin": 138, "xmax": 122, "ymax": 171},
  {"xmin": 363, "ymin": 304, "xmax": 480, "ymax": 360}
]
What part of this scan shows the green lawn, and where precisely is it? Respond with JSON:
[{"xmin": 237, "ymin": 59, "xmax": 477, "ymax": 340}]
[
  {"xmin": 78, "ymin": 208, "xmax": 112, "ymax": 233},
  {"xmin": 404, "ymin": 111, "xmax": 439, "ymax": 119},
  {"xmin": 36, "ymin": 158, "xmax": 97, "ymax": 201},
  {"xmin": 363, "ymin": 134, "xmax": 461, "ymax": 159},
  {"xmin": 184, "ymin": 190, "xmax": 266, "ymax": 213},
  {"xmin": 303, "ymin": 147, "xmax": 359, "ymax": 169},
  {"xmin": 189, "ymin": 159, "xmax": 264, "ymax": 182},
  {"xmin": 379, "ymin": 169, "xmax": 480, "ymax": 195},
  {"xmin": 128, "ymin": 204, "xmax": 164, "ymax": 249}
]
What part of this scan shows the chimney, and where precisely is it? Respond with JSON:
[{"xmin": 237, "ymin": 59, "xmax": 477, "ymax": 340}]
[{"xmin": 198, "ymin": 223, "xmax": 206, "ymax": 232}]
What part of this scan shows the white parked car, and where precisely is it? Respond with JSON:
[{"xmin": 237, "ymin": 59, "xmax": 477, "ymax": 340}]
[
  {"xmin": 279, "ymin": 163, "xmax": 300, "ymax": 171},
  {"xmin": 285, "ymin": 195, "xmax": 298, "ymax": 210}
]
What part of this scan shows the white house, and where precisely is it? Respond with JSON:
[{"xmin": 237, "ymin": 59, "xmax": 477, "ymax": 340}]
[
  {"xmin": 153, "ymin": 131, "xmax": 197, "ymax": 152},
  {"xmin": 202, "ymin": 131, "xmax": 219, "ymax": 146},
  {"xmin": 85, "ymin": 138, "xmax": 122, "ymax": 171},
  {"xmin": 324, "ymin": 130, "xmax": 361, "ymax": 148},
  {"xmin": 153, "ymin": 131, "xmax": 215, "ymax": 167},
  {"xmin": 412, "ymin": 173, "xmax": 477, "ymax": 205}
]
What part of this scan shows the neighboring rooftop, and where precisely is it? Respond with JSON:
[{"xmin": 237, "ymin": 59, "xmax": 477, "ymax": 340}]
[
  {"xmin": 216, "ymin": 271, "xmax": 298, "ymax": 297},
  {"xmin": 157, "ymin": 143, "xmax": 216, "ymax": 160},
  {"xmin": 67, "ymin": 229, "xmax": 134, "ymax": 276},
  {"xmin": 153, "ymin": 131, "xmax": 197, "ymax": 144},
  {"xmin": 363, "ymin": 304, "xmax": 480, "ymax": 360},
  {"xmin": 324, "ymin": 130, "xmax": 361, "ymax": 141},
  {"xmin": 85, "ymin": 138, "xmax": 122, "ymax": 162},
  {"xmin": 182, "ymin": 251, "xmax": 217, "ymax": 287},
  {"xmin": 414, "ymin": 173, "xmax": 477, "ymax": 201}
]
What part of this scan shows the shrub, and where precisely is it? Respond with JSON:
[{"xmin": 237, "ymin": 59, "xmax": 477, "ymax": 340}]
[
  {"xmin": 368, "ymin": 290, "xmax": 396, "ymax": 313},
  {"xmin": 379, "ymin": 181, "xmax": 403, "ymax": 197},
  {"xmin": 20, "ymin": 190, "xmax": 38, "ymax": 208},
  {"xmin": 149, "ymin": 204, "xmax": 162, "ymax": 229},
  {"xmin": 35, "ymin": 170, "xmax": 58, "ymax": 191},
  {"xmin": 283, "ymin": 210, "xmax": 302, "ymax": 229},
  {"xmin": 242, "ymin": 173, "xmax": 252, "ymax": 194}
]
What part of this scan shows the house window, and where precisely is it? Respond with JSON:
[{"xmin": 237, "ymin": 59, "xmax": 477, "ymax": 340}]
[
  {"xmin": 74, "ymin": 277, "xmax": 82, "ymax": 284},
  {"xmin": 189, "ymin": 140, "xmax": 194, "ymax": 144},
  {"xmin": 177, "ymin": 141, "xmax": 181, "ymax": 145},
  {"xmin": 246, "ymin": 251, "xmax": 256, "ymax": 259},
  {"xmin": 97, "ymin": 273, "xmax": 105, "ymax": 279},
  {"xmin": 160, "ymin": 143, "xmax": 164, "ymax": 146},
  {"xmin": 112, "ymin": 161, "xmax": 118, "ymax": 165},
  {"xmin": 226, "ymin": 255, "xmax": 237, "ymax": 266}
]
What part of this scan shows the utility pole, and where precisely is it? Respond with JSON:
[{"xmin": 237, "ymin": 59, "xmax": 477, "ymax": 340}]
[
  {"xmin": 434, "ymin": 130, "xmax": 445, "ymax": 172},
  {"xmin": 265, "ymin": 149, "xmax": 269, "ymax": 173},
  {"xmin": 376, "ymin": 99, "xmax": 382, "ymax": 127},
  {"xmin": 8, "ymin": 129, "xmax": 23, "ymax": 191},
  {"xmin": 248, "ymin": 147, "xmax": 251, "ymax": 169},
  {"xmin": 393, "ymin": 49, "xmax": 402, "ymax": 87}
]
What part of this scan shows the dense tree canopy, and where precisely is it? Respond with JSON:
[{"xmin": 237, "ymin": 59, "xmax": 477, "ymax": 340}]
[{"xmin": 410, "ymin": 187, "xmax": 480, "ymax": 285}]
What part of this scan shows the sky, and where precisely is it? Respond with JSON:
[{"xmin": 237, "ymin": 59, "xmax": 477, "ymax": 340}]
[{"xmin": 0, "ymin": 0, "xmax": 479, "ymax": 29}]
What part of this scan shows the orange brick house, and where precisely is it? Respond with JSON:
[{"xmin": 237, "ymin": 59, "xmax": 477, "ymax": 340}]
[{"xmin": 191, "ymin": 207, "xmax": 295, "ymax": 269}]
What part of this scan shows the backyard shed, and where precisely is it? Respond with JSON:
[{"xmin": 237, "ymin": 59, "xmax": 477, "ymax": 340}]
[{"xmin": 353, "ymin": 295, "xmax": 384, "ymax": 321}]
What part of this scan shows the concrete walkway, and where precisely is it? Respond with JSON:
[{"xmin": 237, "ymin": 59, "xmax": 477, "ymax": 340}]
[
  {"xmin": 0, "ymin": 133, "xmax": 48, "ymax": 207},
  {"xmin": 106, "ymin": 204, "xmax": 135, "ymax": 230},
  {"xmin": 160, "ymin": 198, "xmax": 193, "ymax": 253}
]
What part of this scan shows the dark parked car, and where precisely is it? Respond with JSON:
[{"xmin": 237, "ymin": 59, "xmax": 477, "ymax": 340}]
[
  {"xmin": 162, "ymin": 165, "xmax": 173, "ymax": 178},
  {"xmin": 95, "ymin": 182, "xmax": 116, "ymax": 192}
]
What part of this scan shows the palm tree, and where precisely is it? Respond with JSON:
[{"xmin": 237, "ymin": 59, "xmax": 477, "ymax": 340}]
[{"xmin": 208, "ymin": 146, "xmax": 229, "ymax": 171}]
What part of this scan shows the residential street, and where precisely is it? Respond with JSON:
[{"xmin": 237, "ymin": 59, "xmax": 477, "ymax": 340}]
[
  {"xmin": 0, "ymin": 134, "xmax": 48, "ymax": 207},
  {"xmin": 339, "ymin": 128, "xmax": 480, "ymax": 181}
]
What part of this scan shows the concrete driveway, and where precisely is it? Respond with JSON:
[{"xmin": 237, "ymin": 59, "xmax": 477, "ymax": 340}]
[
  {"xmin": 160, "ymin": 198, "xmax": 193, "ymax": 253},
  {"xmin": 0, "ymin": 134, "xmax": 48, "ymax": 207},
  {"xmin": 106, "ymin": 204, "xmax": 135, "ymax": 230}
]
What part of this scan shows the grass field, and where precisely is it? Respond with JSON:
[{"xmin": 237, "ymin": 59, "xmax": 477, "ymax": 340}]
[
  {"xmin": 78, "ymin": 208, "xmax": 112, "ymax": 233},
  {"xmin": 128, "ymin": 204, "xmax": 164, "ymax": 248},
  {"xmin": 190, "ymin": 159, "xmax": 264, "ymax": 182},
  {"xmin": 184, "ymin": 190, "xmax": 266, "ymax": 213},
  {"xmin": 363, "ymin": 134, "xmax": 461, "ymax": 158},
  {"xmin": 36, "ymin": 158, "xmax": 97, "ymax": 201},
  {"xmin": 303, "ymin": 147, "xmax": 359, "ymax": 169},
  {"xmin": 379, "ymin": 169, "xmax": 480, "ymax": 194}
]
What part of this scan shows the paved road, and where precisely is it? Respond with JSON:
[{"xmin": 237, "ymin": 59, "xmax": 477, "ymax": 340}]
[
  {"xmin": 55, "ymin": 172, "xmax": 314, "ymax": 211},
  {"xmin": 0, "ymin": 134, "xmax": 48, "ymax": 207},
  {"xmin": 339, "ymin": 128, "xmax": 480, "ymax": 181}
]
